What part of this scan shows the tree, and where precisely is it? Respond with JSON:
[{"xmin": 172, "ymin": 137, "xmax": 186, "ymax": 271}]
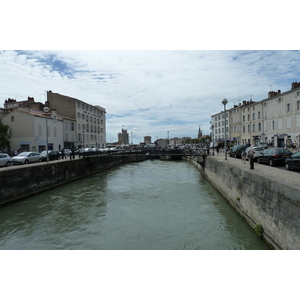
[{"xmin": 0, "ymin": 120, "xmax": 12, "ymax": 151}]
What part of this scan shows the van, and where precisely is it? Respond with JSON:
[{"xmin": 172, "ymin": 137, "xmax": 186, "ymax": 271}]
[{"xmin": 229, "ymin": 145, "xmax": 248, "ymax": 158}]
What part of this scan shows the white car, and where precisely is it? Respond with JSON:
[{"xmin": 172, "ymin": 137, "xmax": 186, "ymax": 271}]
[
  {"xmin": 12, "ymin": 152, "xmax": 41, "ymax": 165},
  {"xmin": 245, "ymin": 146, "xmax": 265, "ymax": 161},
  {"xmin": 0, "ymin": 153, "xmax": 12, "ymax": 167}
]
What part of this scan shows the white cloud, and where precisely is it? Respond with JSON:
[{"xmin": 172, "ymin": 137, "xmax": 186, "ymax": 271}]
[{"xmin": 1, "ymin": 50, "xmax": 300, "ymax": 143}]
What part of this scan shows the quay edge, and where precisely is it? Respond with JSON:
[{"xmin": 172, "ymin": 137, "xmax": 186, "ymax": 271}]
[{"xmin": 184, "ymin": 155, "xmax": 300, "ymax": 250}]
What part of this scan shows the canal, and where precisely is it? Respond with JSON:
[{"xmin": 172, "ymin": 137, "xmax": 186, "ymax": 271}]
[{"xmin": 0, "ymin": 159, "xmax": 270, "ymax": 250}]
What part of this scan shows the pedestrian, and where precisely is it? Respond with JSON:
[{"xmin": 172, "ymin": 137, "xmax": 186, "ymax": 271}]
[
  {"xmin": 71, "ymin": 148, "xmax": 75, "ymax": 159},
  {"xmin": 61, "ymin": 148, "xmax": 66, "ymax": 159},
  {"xmin": 216, "ymin": 146, "xmax": 219, "ymax": 155},
  {"xmin": 241, "ymin": 150, "xmax": 247, "ymax": 164}
]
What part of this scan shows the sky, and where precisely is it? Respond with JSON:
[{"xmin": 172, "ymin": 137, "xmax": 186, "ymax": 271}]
[
  {"xmin": 2, "ymin": 50, "xmax": 300, "ymax": 144},
  {"xmin": 2, "ymin": 1, "xmax": 300, "ymax": 145},
  {"xmin": 1, "ymin": 2, "xmax": 299, "ymax": 145}
]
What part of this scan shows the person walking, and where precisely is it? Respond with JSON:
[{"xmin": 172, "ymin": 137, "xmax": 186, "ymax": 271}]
[{"xmin": 241, "ymin": 150, "xmax": 247, "ymax": 164}]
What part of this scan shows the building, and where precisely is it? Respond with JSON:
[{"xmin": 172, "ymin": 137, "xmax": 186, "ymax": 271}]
[
  {"xmin": 46, "ymin": 91, "xmax": 106, "ymax": 149},
  {"xmin": 118, "ymin": 128, "xmax": 129, "ymax": 145},
  {"xmin": 211, "ymin": 82, "xmax": 300, "ymax": 148},
  {"xmin": 1, "ymin": 107, "xmax": 64, "ymax": 153},
  {"xmin": 211, "ymin": 110, "xmax": 229, "ymax": 143},
  {"xmin": 144, "ymin": 136, "xmax": 151, "ymax": 145}
]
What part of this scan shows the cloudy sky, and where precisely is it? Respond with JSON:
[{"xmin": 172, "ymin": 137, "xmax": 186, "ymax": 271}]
[{"xmin": 1, "ymin": 1, "xmax": 299, "ymax": 144}]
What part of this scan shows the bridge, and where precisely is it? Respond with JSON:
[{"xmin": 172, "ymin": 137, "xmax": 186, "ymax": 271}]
[{"xmin": 80, "ymin": 147, "xmax": 207, "ymax": 166}]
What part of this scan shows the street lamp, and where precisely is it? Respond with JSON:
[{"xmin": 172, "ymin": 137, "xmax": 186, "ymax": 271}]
[
  {"xmin": 222, "ymin": 98, "xmax": 228, "ymax": 160},
  {"xmin": 43, "ymin": 106, "xmax": 49, "ymax": 163},
  {"xmin": 212, "ymin": 125, "xmax": 215, "ymax": 156}
]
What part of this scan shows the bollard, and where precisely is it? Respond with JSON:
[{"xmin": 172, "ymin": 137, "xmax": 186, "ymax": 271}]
[{"xmin": 250, "ymin": 156, "xmax": 254, "ymax": 169}]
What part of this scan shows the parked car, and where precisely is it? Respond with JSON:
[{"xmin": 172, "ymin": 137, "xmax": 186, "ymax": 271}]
[
  {"xmin": 40, "ymin": 150, "xmax": 60, "ymax": 161},
  {"xmin": 229, "ymin": 145, "xmax": 248, "ymax": 158},
  {"xmin": 257, "ymin": 148, "xmax": 293, "ymax": 166},
  {"xmin": 245, "ymin": 146, "xmax": 265, "ymax": 161},
  {"xmin": 0, "ymin": 153, "xmax": 12, "ymax": 167},
  {"xmin": 285, "ymin": 151, "xmax": 300, "ymax": 171},
  {"xmin": 11, "ymin": 152, "xmax": 41, "ymax": 164},
  {"xmin": 259, "ymin": 142, "xmax": 268, "ymax": 149}
]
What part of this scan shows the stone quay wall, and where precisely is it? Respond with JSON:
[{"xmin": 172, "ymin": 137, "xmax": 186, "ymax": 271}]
[
  {"xmin": 0, "ymin": 154, "xmax": 144, "ymax": 206},
  {"xmin": 186, "ymin": 156, "xmax": 300, "ymax": 250}
]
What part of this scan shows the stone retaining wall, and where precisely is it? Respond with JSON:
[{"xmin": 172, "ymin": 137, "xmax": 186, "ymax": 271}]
[
  {"xmin": 187, "ymin": 156, "xmax": 300, "ymax": 250},
  {"xmin": 0, "ymin": 155, "xmax": 144, "ymax": 206}
]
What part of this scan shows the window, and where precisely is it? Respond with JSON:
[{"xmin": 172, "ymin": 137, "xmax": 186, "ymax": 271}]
[
  {"xmin": 258, "ymin": 111, "xmax": 261, "ymax": 119},
  {"xmin": 264, "ymin": 102, "xmax": 267, "ymax": 106},
  {"xmin": 287, "ymin": 103, "xmax": 291, "ymax": 112},
  {"xmin": 272, "ymin": 120, "xmax": 275, "ymax": 130},
  {"xmin": 252, "ymin": 113, "xmax": 255, "ymax": 120},
  {"xmin": 243, "ymin": 126, "xmax": 245, "ymax": 133},
  {"xmin": 253, "ymin": 124, "xmax": 255, "ymax": 132},
  {"xmin": 278, "ymin": 97, "xmax": 282, "ymax": 102},
  {"xmin": 243, "ymin": 115, "xmax": 245, "ymax": 122},
  {"xmin": 258, "ymin": 123, "xmax": 261, "ymax": 131},
  {"xmin": 11, "ymin": 116, "xmax": 14, "ymax": 122},
  {"xmin": 297, "ymin": 101, "xmax": 300, "ymax": 110}
]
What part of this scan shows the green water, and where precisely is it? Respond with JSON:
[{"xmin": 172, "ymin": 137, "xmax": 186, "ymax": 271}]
[{"xmin": 0, "ymin": 160, "xmax": 270, "ymax": 249}]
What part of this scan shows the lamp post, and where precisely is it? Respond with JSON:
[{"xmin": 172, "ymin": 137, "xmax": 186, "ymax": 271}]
[
  {"xmin": 43, "ymin": 106, "xmax": 49, "ymax": 163},
  {"xmin": 212, "ymin": 125, "xmax": 215, "ymax": 156},
  {"xmin": 222, "ymin": 98, "xmax": 228, "ymax": 160},
  {"xmin": 131, "ymin": 132, "xmax": 133, "ymax": 144}
]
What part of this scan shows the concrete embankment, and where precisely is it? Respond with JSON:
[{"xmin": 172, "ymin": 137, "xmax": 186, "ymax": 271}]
[
  {"xmin": 185, "ymin": 154, "xmax": 300, "ymax": 250},
  {"xmin": 0, "ymin": 154, "xmax": 144, "ymax": 206}
]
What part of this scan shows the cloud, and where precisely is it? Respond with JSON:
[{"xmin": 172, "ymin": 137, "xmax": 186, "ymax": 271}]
[{"xmin": 1, "ymin": 50, "xmax": 300, "ymax": 143}]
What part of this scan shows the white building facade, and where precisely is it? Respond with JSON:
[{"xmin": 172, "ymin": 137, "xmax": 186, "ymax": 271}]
[
  {"xmin": 211, "ymin": 82, "xmax": 300, "ymax": 148},
  {"xmin": 2, "ymin": 108, "xmax": 64, "ymax": 153}
]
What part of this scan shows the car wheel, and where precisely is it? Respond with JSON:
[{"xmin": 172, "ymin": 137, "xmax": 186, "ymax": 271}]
[
  {"xmin": 269, "ymin": 159, "xmax": 273, "ymax": 166},
  {"xmin": 285, "ymin": 163, "xmax": 291, "ymax": 170},
  {"xmin": 6, "ymin": 161, "xmax": 11, "ymax": 167},
  {"xmin": 25, "ymin": 160, "xmax": 29, "ymax": 164},
  {"xmin": 234, "ymin": 153, "xmax": 237, "ymax": 158},
  {"xmin": 39, "ymin": 158, "xmax": 42, "ymax": 162}
]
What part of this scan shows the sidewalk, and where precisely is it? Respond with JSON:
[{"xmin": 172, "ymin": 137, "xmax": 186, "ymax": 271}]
[{"xmin": 207, "ymin": 152, "xmax": 300, "ymax": 190}]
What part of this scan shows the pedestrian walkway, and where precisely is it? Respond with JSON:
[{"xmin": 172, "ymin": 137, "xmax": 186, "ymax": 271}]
[{"xmin": 208, "ymin": 152, "xmax": 300, "ymax": 190}]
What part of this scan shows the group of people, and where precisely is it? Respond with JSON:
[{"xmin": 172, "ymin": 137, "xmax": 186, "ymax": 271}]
[{"xmin": 60, "ymin": 148, "xmax": 76, "ymax": 159}]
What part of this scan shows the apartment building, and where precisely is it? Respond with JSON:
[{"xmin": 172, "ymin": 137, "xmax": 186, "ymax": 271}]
[
  {"xmin": 46, "ymin": 91, "xmax": 106, "ymax": 149},
  {"xmin": 211, "ymin": 82, "xmax": 300, "ymax": 148},
  {"xmin": 211, "ymin": 110, "xmax": 229, "ymax": 143},
  {"xmin": 1, "ymin": 108, "xmax": 64, "ymax": 153}
]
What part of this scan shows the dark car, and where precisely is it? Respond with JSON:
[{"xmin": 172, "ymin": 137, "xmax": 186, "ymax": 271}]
[
  {"xmin": 285, "ymin": 151, "xmax": 300, "ymax": 171},
  {"xmin": 229, "ymin": 145, "xmax": 248, "ymax": 158},
  {"xmin": 40, "ymin": 150, "xmax": 60, "ymax": 161},
  {"xmin": 257, "ymin": 148, "xmax": 293, "ymax": 166}
]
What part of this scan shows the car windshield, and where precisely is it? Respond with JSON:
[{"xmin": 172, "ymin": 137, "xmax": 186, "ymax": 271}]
[{"xmin": 17, "ymin": 152, "xmax": 30, "ymax": 156}]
